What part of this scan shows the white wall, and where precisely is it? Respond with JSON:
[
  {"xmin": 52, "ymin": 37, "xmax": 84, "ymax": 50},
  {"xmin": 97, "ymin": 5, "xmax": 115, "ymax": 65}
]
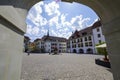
[
  {"xmin": 58, "ymin": 42, "xmax": 66, "ymax": 53},
  {"xmin": 92, "ymin": 26, "xmax": 105, "ymax": 45},
  {"xmin": 44, "ymin": 41, "xmax": 51, "ymax": 52},
  {"xmin": 69, "ymin": 35, "xmax": 96, "ymax": 54}
]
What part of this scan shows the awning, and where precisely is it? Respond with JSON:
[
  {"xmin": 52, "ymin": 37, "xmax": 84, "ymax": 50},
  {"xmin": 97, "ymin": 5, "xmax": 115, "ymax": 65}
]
[{"xmin": 96, "ymin": 43, "xmax": 106, "ymax": 48}]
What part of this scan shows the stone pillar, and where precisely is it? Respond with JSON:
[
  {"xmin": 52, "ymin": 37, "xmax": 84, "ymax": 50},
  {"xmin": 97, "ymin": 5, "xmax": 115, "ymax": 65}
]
[
  {"xmin": 102, "ymin": 17, "xmax": 120, "ymax": 80},
  {"xmin": 0, "ymin": 6, "xmax": 26, "ymax": 80}
]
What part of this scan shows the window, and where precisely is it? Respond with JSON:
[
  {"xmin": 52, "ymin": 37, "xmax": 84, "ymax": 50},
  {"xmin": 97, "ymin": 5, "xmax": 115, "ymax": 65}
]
[
  {"xmin": 97, "ymin": 28, "xmax": 100, "ymax": 32},
  {"xmin": 82, "ymin": 32, "xmax": 87, "ymax": 36},
  {"xmin": 74, "ymin": 40, "xmax": 76, "ymax": 43},
  {"xmin": 81, "ymin": 43, "xmax": 83, "ymax": 47},
  {"xmin": 85, "ymin": 37, "xmax": 87, "ymax": 41},
  {"xmin": 88, "ymin": 36, "xmax": 92, "ymax": 40},
  {"xmin": 78, "ymin": 39, "xmax": 80, "ymax": 42},
  {"xmin": 89, "ymin": 42, "xmax": 93, "ymax": 46},
  {"xmin": 99, "ymin": 40, "xmax": 101, "ymax": 43},
  {"xmin": 97, "ymin": 34, "xmax": 101, "ymax": 38},
  {"xmin": 85, "ymin": 42, "xmax": 88, "ymax": 47},
  {"xmin": 80, "ymin": 38, "xmax": 83, "ymax": 42},
  {"xmin": 67, "ymin": 46, "xmax": 70, "ymax": 48},
  {"xmin": 72, "ymin": 40, "xmax": 73, "ymax": 43},
  {"xmin": 75, "ymin": 44, "xmax": 76, "ymax": 48},
  {"xmin": 72, "ymin": 44, "xmax": 76, "ymax": 48},
  {"xmin": 78, "ymin": 44, "xmax": 80, "ymax": 47}
]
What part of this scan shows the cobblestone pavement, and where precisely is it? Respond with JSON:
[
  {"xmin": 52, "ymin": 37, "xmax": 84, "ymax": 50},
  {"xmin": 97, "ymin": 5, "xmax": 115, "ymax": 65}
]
[{"xmin": 21, "ymin": 53, "xmax": 113, "ymax": 80}]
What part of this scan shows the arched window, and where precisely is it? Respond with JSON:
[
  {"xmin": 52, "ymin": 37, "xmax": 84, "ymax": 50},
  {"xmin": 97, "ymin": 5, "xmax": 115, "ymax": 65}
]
[
  {"xmin": 79, "ymin": 49, "xmax": 84, "ymax": 53},
  {"xmin": 87, "ymin": 48, "xmax": 93, "ymax": 54},
  {"xmin": 73, "ymin": 49, "xmax": 77, "ymax": 53}
]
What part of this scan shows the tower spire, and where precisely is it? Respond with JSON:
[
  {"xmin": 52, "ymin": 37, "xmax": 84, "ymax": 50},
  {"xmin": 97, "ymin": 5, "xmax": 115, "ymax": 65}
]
[{"xmin": 47, "ymin": 29, "xmax": 49, "ymax": 37}]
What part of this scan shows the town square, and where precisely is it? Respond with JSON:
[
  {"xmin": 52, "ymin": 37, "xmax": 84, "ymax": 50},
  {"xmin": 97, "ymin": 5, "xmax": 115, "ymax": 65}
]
[{"xmin": 21, "ymin": 53, "xmax": 113, "ymax": 80}]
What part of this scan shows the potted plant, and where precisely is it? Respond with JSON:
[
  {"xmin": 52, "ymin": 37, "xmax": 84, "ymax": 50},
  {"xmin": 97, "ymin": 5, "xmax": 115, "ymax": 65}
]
[
  {"xmin": 95, "ymin": 43, "xmax": 111, "ymax": 68},
  {"xmin": 97, "ymin": 47, "xmax": 109, "ymax": 62}
]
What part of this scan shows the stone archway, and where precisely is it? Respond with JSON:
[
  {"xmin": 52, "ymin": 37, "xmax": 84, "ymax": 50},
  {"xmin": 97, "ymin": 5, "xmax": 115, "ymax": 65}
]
[{"xmin": 0, "ymin": 0, "xmax": 120, "ymax": 80}]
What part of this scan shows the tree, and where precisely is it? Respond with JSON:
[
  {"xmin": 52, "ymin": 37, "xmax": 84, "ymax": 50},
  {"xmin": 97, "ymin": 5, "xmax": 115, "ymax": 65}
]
[
  {"xmin": 96, "ymin": 42, "xmax": 109, "ymax": 62},
  {"xmin": 97, "ymin": 47, "xmax": 109, "ymax": 61}
]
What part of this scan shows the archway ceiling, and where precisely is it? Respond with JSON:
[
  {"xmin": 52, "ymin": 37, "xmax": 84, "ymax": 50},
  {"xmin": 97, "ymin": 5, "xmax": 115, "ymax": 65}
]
[{"xmin": 0, "ymin": 0, "xmax": 120, "ymax": 23}]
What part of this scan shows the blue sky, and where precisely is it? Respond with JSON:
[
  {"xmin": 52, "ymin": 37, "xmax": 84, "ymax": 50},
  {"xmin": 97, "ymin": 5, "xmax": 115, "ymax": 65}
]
[{"xmin": 25, "ymin": 0, "xmax": 99, "ymax": 42}]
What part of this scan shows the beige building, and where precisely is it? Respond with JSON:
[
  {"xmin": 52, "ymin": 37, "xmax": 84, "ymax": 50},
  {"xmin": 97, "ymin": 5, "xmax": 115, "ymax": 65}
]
[{"xmin": 24, "ymin": 36, "xmax": 30, "ymax": 52}]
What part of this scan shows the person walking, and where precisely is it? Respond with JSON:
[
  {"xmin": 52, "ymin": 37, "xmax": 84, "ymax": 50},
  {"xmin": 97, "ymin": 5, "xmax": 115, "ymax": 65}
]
[{"xmin": 27, "ymin": 49, "xmax": 30, "ymax": 56}]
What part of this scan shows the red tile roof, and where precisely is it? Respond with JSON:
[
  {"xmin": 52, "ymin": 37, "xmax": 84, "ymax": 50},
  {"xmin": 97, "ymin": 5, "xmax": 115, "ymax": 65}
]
[
  {"xmin": 69, "ymin": 27, "xmax": 92, "ymax": 39},
  {"xmin": 42, "ymin": 35, "xmax": 67, "ymax": 42},
  {"xmin": 92, "ymin": 20, "xmax": 101, "ymax": 29},
  {"xmin": 34, "ymin": 38, "xmax": 41, "ymax": 42},
  {"xmin": 69, "ymin": 20, "xmax": 101, "ymax": 40}
]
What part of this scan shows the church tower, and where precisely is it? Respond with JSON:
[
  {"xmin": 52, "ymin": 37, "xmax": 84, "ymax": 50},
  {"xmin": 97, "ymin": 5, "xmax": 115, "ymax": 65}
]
[{"xmin": 47, "ymin": 29, "xmax": 49, "ymax": 37}]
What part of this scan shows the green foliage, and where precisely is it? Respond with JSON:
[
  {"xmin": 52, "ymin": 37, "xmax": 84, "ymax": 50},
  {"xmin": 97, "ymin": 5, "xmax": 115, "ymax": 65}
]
[{"xmin": 97, "ymin": 47, "xmax": 108, "ymax": 55}]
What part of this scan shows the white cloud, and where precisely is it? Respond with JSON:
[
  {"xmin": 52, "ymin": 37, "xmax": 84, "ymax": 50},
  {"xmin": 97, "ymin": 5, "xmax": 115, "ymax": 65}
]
[
  {"xmin": 32, "ymin": 27, "xmax": 40, "ymax": 35},
  {"xmin": 51, "ymin": 30, "xmax": 58, "ymax": 36},
  {"xmin": 78, "ymin": 17, "xmax": 90, "ymax": 29},
  {"xmin": 61, "ymin": 14, "xmax": 66, "ymax": 23},
  {"xmin": 38, "ymin": 15, "xmax": 48, "ymax": 26},
  {"xmin": 26, "ymin": 25, "xmax": 32, "ymax": 35},
  {"xmin": 27, "ymin": 12, "xmax": 47, "ymax": 27},
  {"xmin": 48, "ymin": 13, "xmax": 90, "ymax": 38},
  {"xmin": 70, "ymin": 15, "xmax": 82, "ymax": 24},
  {"xmin": 34, "ymin": 1, "xmax": 44, "ymax": 14},
  {"xmin": 41, "ymin": 27, "xmax": 47, "ymax": 34},
  {"xmin": 49, "ymin": 16, "xmax": 59, "ymax": 26},
  {"xmin": 27, "ymin": 1, "xmax": 47, "ymax": 27},
  {"xmin": 26, "ymin": 1, "xmax": 94, "ymax": 41},
  {"xmin": 94, "ymin": 18, "xmax": 98, "ymax": 22},
  {"xmin": 63, "ymin": 32, "xmax": 72, "ymax": 39},
  {"xmin": 26, "ymin": 25, "xmax": 40, "ymax": 35},
  {"xmin": 70, "ymin": 15, "xmax": 90, "ymax": 30},
  {"xmin": 44, "ymin": 1, "xmax": 60, "ymax": 16}
]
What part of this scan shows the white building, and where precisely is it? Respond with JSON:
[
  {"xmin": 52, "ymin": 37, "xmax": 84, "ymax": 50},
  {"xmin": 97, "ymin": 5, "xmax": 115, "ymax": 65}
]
[
  {"xmin": 92, "ymin": 21, "xmax": 106, "ymax": 44},
  {"xmin": 36, "ymin": 32, "xmax": 66, "ymax": 53},
  {"xmin": 67, "ymin": 20, "xmax": 106, "ymax": 54},
  {"xmin": 34, "ymin": 31, "xmax": 67, "ymax": 53},
  {"xmin": 42, "ymin": 35, "xmax": 67, "ymax": 53}
]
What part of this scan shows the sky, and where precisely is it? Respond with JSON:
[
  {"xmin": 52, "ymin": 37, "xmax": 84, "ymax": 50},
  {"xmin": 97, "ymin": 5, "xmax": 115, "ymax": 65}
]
[{"xmin": 25, "ymin": 0, "xmax": 99, "ymax": 42}]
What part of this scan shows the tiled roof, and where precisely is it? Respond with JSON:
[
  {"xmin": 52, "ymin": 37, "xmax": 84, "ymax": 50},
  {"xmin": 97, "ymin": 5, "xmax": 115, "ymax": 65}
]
[
  {"xmin": 69, "ymin": 27, "xmax": 92, "ymax": 39},
  {"xmin": 92, "ymin": 20, "xmax": 101, "ymax": 29},
  {"xmin": 69, "ymin": 20, "xmax": 101, "ymax": 40},
  {"xmin": 24, "ymin": 36, "xmax": 30, "ymax": 43},
  {"xmin": 42, "ymin": 35, "xmax": 67, "ymax": 42},
  {"xmin": 24, "ymin": 36, "xmax": 30, "ymax": 40},
  {"xmin": 34, "ymin": 38, "xmax": 41, "ymax": 42}
]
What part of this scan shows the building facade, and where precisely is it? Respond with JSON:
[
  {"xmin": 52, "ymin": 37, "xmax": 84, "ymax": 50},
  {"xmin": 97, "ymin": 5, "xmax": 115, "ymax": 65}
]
[
  {"xmin": 34, "ymin": 32, "xmax": 67, "ymax": 53},
  {"xmin": 92, "ymin": 21, "xmax": 106, "ymax": 45},
  {"xmin": 24, "ymin": 36, "xmax": 30, "ymax": 52},
  {"xmin": 41, "ymin": 35, "xmax": 67, "ymax": 53},
  {"xmin": 67, "ymin": 20, "xmax": 106, "ymax": 54}
]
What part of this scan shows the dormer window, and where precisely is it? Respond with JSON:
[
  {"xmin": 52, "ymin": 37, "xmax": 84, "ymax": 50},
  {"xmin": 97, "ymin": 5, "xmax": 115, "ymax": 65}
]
[
  {"xmin": 82, "ymin": 32, "xmax": 87, "ymax": 36},
  {"xmin": 97, "ymin": 28, "xmax": 100, "ymax": 32}
]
